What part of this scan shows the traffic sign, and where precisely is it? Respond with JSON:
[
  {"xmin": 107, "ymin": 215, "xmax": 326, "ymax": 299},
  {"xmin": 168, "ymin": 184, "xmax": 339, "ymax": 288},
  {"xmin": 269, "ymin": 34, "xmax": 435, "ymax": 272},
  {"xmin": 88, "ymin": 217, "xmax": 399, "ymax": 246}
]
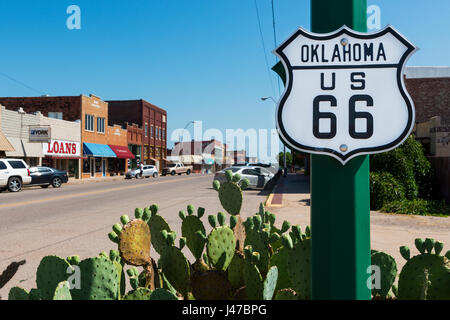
[{"xmin": 275, "ymin": 26, "xmax": 416, "ymax": 164}]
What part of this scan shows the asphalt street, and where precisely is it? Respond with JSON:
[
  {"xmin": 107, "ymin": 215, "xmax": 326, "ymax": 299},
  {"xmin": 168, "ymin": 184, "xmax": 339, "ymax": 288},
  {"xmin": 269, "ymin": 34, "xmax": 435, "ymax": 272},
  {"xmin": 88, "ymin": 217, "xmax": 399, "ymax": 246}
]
[{"xmin": 0, "ymin": 174, "xmax": 269, "ymax": 298}]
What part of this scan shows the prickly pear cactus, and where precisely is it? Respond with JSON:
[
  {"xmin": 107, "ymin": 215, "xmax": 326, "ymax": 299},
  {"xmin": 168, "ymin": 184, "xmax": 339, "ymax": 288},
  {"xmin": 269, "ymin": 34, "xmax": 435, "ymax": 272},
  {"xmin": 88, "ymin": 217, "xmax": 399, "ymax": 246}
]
[
  {"xmin": 148, "ymin": 204, "xmax": 173, "ymax": 255},
  {"xmin": 122, "ymin": 287, "xmax": 152, "ymax": 300},
  {"xmin": 213, "ymin": 170, "xmax": 249, "ymax": 215},
  {"xmin": 282, "ymin": 226, "xmax": 311, "ymax": 300},
  {"xmin": 180, "ymin": 205, "xmax": 207, "ymax": 260},
  {"xmin": 370, "ymin": 251, "xmax": 397, "ymax": 298},
  {"xmin": 227, "ymin": 250, "xmax": 245, "ymax": 290},
  {"xmin": 36, "ymin": 255, "xmax": 73, "ymax": 300},
  {"xmin": 398, "ymin": 238, "xmax": 450, "ymax": 300},
  {"xmin": 8, "ymin": 286, "xmax": 30, "ymax": 300},
  {"xmin": 53, "ymin": 281, "xmax": 72, "ymax": 300},
  {"xmin": 158, "ymin": 230, "xmax": 190, "ymax": 298},
  {"xmin": 205, "ymin": 212, "xmax": 236, "ymax": 271},
  {"xmin": 70, "ymin": 255, "xmax": 121, "ymax": 300},
  {"xmin": 149, "ymin": 288, "xmax": 179, "ymax": 300},
  {"xmin": 274, "ymin": 288, "xmax": 298, "ymax": 300},
  {"xmin": 243, "ymin": 246, "xmax": 278, "ymax": 300}
]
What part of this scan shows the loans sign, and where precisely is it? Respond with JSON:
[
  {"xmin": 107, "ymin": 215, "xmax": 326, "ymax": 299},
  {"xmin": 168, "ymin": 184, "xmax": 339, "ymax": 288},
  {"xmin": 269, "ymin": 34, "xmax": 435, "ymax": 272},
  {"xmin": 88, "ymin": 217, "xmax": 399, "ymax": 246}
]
[{"xmin": 275, "ymin": 26, "xmax": 416, "ymax": 164}]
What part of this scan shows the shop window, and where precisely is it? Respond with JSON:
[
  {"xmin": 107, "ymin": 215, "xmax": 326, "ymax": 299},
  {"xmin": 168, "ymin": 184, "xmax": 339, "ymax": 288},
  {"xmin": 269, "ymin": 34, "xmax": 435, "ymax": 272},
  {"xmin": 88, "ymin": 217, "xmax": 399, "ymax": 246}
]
[
  {"xmin": 85, "ymin": 114, "xmax": 94, "ymax": 131},
  {"xmin": 162, "ymin": 129, "xmax": 165, "ymax": 140},
  {"xmin": 83, "ymin": 159, "xmax": 90, "ymax": 173},
  {"xmin": 97, "ymin": 117, "xmax": 105, "ymax": 133},
  {"xmin": 151, "ymin": 125, "xmax": 154, "ymax": 138}
]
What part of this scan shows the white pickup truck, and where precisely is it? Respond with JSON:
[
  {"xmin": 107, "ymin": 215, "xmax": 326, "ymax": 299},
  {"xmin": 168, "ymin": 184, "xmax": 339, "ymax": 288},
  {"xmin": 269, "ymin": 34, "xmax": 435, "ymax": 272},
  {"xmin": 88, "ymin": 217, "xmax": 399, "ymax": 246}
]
[
  {"xmin": 162, "ymin": 163, "xmax": 193, "ymax": 176},
  {"xmin": 0, "ymin": 159, "xmax": 32, "ymax": 192}
]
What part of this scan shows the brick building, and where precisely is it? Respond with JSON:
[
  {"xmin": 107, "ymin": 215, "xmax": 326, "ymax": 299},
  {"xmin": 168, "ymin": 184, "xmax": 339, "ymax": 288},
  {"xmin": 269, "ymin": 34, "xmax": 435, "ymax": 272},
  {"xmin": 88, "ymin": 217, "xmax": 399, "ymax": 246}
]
[
  {"xmin": 0, "ymin": 94, "xmax": 134, "ymax": 178},
  {"xmin": 227, "ymin": 150, "xmax": 246, "ymax": 165},
  {"xmin": 107, "ymin": 99, "xmax": 167, "ymax": 172},
  {"xmin": 404, "ymin": 67, "xmax": 450, "ymax": 204}
]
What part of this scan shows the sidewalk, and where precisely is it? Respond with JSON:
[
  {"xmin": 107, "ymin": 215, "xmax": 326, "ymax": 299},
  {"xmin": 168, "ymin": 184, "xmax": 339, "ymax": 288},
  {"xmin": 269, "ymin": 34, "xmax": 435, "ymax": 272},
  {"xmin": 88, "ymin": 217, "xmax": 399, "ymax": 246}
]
[
  {"xmin": 67, "ymin": 175, "xmax": 125, "ymax": 185},
  {"xmin": 266, "ymin": 173, "xmax": 450, "ymax": 269}
]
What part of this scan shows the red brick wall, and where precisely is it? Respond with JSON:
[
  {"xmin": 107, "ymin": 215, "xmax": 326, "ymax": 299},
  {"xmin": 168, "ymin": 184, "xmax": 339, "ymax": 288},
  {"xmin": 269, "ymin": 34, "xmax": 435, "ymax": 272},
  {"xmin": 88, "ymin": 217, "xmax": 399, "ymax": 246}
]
[
  {"xmin": 405, "ymin": 77, "xmax": 450, "ymax": 125},
  {"xmin": 0, "ymin": 96, "xmax": 82, "ymax": 121}
]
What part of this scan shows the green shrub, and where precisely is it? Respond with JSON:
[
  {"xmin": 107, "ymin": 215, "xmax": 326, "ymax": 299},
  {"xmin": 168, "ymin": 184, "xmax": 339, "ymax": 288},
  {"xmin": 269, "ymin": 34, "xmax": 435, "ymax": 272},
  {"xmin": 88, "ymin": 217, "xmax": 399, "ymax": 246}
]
[
  {"xmin": 381, "ymin": 199, "xmax": 450, "ymax": 216},
  {"xmin": 370, "ymin": 172, "xmax": 405, "ymax": 210},
  {"xmin": 399, "ymin": 135, "xmax": 434, "ymax": 199},
  {"xmin": 370, "ymin": 148, "xmax": 418, "ymax": 200}
]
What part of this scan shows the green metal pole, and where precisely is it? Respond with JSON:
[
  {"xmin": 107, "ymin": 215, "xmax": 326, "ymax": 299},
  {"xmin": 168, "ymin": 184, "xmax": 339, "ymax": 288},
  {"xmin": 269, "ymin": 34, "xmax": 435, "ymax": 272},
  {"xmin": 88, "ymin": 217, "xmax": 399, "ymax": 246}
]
[{"xmin": 310, "ymin": 0, "xmax": 372, "ymax": 300}]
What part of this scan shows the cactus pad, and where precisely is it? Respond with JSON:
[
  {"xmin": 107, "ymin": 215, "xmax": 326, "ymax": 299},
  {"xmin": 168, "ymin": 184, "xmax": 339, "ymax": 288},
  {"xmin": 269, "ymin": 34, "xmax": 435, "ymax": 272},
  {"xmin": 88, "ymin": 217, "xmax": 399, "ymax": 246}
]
[
  {"xmin": 149, "ymin": 288, "xmax": 179, "ymax": 300},
  {"xmin": 53, "ymin": 281, "xmax": 72, "ymax": 300},
  {"xmin": 274, "ymin": 288, "xmax": 298, "ymax": 300},
  {"xmin": 371, "ymin": 251, "xmax": 397, "ymax": 298},
  {"xmin": 119, "ymin": 219, "xmax": 151, "ymax": 266},
  {"xmin": 36, "ymin": 255, "xmax": 72, "ymax": 300},
  {"xmin": 398, "ymin": 240, "xmax": 450, "ymax": 300},
  {"xmin": 71, "ymin": 256, "xmax": 120, "ymax": 300},
  {"xmin": 159, "ymin": 245, "xmax": 190, "ymax": 298},
  {"xmin": 270, "ymin": 246, "xmax": 292, "ymax": 291},
  {"xmin": 287, "ymin": 237, "xmax": 311, "ymax": 300},
  {"xmin": 148, "ymin": 214, "xmax": 172, "ymax": 255},
  {"xmin": 8, "ymin": 287, "xmax": 29, "ymax": 300},
  {"xmin": 227, "ymin": 251, "xmax": 245, "ymax": 290},
  {"xmin": 206, "ymin": 225, "xmax": 236, "ymax": 271},
  {"xmin": 181, "ymin": 215, "xmax": 206, "ymax": 260},
  {"xmin": 122, "ymin": 288, "xmax": 152, "ymax": 300}
]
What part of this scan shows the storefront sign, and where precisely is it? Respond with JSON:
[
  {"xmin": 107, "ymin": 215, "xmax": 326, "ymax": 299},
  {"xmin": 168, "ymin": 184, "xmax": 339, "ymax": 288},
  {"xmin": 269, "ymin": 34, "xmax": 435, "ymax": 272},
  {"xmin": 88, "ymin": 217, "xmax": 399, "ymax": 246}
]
[
  {"xmin": 275, "ymin": 26, "xmax": 416, "ymax": 164},
  {"xmin": 43, "ymin": 139, "xmax": 80, "ymax": 157},
  {"xmin": 29, "ymin": 126, "xmax": 51, "ymax": 142}
]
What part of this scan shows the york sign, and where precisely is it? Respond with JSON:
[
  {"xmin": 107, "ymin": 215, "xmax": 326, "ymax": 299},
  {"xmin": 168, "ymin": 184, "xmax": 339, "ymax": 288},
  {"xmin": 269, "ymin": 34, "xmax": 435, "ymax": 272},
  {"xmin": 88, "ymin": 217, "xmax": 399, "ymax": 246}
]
[
  {"xmin": 275, "ymin": 26, "xmax": 416, "ymax": 164},
  {"xmin": 29, "ymin": 127, "xmax": 51, "ymax": 142}
]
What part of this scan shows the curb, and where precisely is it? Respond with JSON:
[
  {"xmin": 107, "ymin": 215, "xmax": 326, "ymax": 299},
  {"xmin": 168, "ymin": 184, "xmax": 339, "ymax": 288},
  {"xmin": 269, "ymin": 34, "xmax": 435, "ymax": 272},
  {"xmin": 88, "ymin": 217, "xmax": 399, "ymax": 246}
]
[{"xmin": 265, "ymin": 178, "xmax": 284, "ymax": 208}]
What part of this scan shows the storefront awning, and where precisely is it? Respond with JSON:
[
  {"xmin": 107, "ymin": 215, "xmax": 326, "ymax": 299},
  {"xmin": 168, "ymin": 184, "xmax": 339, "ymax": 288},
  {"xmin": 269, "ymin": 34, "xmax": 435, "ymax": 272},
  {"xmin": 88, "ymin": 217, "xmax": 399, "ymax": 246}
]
[
  {"xmin": 83, "ymin": 143, "xmax": 116, "ymax": 158},
  {"xmin": 109, "ymin": 145, "xmax": 135, "ymax": 159},
  {"xmin": 0, "ymin": 131, "xmax": 15, "ymax": 152},
  {"xmin": 5, "ymin": 138, "xmax": 43, "ymax": 158}
]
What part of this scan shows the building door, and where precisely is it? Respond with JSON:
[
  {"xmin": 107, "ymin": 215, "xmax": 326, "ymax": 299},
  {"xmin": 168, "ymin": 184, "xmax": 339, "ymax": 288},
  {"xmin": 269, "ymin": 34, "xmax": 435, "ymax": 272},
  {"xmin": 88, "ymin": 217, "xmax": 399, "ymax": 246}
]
[
  {"xmin": 102, "ymin": 159, "xmax": 106, "ymax": 177},
  {"xmin": 90, "ymin": 158, "xmax": 95, "ymax": 177}
]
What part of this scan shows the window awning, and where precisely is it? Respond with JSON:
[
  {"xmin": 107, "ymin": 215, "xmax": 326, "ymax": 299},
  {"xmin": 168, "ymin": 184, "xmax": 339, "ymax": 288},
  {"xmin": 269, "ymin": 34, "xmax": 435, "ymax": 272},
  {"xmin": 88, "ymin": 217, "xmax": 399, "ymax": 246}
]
[
  {"xmin": 5, "ymin": 138, "xmax": 43, "ymax": 158},
  {"xmin": 83, "ymin": 143, "xmax": 116, "ymax": 158},
  {"xmin": 109, "ymin": 145, "xmax": 135, "ymax": 159},
  {"xmin": 0, "ymin": 132, "xmax": 15, "ymax": 152}
]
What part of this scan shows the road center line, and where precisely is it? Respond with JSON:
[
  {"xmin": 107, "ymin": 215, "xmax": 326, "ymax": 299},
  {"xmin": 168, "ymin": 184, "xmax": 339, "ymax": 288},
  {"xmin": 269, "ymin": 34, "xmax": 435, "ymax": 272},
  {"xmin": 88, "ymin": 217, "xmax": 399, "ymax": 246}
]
[{"xmin": 0, "ymin": 176, "xmax": 206, "ymax": 209}]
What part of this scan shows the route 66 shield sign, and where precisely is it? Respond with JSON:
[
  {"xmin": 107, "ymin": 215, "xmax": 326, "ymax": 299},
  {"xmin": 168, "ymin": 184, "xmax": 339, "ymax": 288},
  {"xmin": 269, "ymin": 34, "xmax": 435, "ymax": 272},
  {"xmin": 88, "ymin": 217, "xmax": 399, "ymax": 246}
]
[{"xmin": 274, "ymin": 26, "xmax": 417, "ymax": 164}]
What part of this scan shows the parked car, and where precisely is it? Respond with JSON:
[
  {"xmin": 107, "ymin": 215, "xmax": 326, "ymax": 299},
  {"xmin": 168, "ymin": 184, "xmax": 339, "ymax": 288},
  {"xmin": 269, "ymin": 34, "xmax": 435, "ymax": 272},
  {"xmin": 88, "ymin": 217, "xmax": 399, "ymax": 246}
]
[
  {"xmin": 162, "ymin": 163, "xmax": 192, "ymax": 176},
  {"xmin": 233, "ymin": 162, "xmax": 279, "ymax": 175},
  {"xmin": 214, "ymin": 166, "xmax": 274, "ymax": 189},
  {"xmin": 125, "ymin": 165, "xmax": 158, "ymax": 179},
  {"xmin": 28, "ymin": 166, "xmax": 68, "ymax": 188},
  {"xmin": 0, "ymin": 158, "xmax": 32, "ymax": 192}
]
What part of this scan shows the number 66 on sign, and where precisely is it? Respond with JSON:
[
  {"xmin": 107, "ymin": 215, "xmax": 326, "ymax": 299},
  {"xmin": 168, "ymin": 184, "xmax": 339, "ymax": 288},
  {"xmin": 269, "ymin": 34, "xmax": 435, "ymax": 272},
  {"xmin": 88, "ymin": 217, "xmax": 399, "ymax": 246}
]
[{"xmin": 274, "ymin": 26, "xmax": 417, "ymax": 164}]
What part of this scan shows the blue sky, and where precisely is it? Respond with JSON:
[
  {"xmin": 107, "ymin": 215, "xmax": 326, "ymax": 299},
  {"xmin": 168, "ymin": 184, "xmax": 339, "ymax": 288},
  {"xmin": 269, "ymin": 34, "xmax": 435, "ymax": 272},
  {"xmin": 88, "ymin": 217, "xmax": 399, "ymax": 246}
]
[{"xmin": 0, "ymin": 0, "xmax": 449, "ymax": 159}]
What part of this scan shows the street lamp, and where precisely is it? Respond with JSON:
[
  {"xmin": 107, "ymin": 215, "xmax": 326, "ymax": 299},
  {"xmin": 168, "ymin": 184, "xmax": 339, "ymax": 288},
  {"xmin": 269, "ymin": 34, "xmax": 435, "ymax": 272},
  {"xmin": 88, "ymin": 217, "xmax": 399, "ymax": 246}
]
[{"xmin": 261, "ymin": 97, "xmax": 287, "ymax": 176}]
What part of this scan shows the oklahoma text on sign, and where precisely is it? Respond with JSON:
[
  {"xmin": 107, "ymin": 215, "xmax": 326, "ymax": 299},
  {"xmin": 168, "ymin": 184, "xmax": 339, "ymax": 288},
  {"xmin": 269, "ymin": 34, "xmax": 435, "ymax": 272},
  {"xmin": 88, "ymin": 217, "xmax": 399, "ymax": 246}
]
[{"xmin": 275, "ymin": 26, "xmax": 416, "ymax": 164}]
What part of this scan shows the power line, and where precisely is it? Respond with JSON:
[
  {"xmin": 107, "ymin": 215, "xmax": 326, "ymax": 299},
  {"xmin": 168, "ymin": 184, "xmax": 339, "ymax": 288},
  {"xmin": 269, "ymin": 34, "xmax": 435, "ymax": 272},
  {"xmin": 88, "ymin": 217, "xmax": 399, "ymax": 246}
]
[
  {"xmin": 253, "ymin": 0, "xmax": 276, "ymax": 98},
  {"xmin": 271, "ymin": 0, "xmax": 281, "ymax": 95},
  {"xmin": 0, "ymin": 71, "xmax": 45, "ymax": 95}
]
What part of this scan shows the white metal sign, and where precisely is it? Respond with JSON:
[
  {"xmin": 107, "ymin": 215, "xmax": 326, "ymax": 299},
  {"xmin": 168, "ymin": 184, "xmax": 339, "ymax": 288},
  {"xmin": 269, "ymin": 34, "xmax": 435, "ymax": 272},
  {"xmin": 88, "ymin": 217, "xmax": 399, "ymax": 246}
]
[
  {"xmin": 29, "ymin": 126, "xmax": 51, "ymax": 142},
  {"xmin": 275, "ymin": 26, "xmax": 416, "ymax": 164},
  {"xmin": 43, "ymin": 140, "xmax": 81, "ymax": 157}
]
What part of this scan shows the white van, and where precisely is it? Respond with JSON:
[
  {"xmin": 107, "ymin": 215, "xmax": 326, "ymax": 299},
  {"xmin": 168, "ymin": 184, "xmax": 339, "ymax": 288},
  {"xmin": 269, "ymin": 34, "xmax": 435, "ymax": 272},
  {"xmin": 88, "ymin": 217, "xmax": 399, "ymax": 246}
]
[{"xmin": 0, "ymin": 159, "xmax": 32, "ymax": 192}]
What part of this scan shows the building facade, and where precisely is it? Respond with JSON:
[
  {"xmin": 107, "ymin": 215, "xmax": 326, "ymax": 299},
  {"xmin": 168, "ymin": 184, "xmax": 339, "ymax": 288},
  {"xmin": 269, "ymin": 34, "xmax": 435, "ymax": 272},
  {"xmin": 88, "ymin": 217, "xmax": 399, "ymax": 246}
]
[
  {"xmin": 1, "ymin": 105, "xmax": 82, "ymax": 178},
  {"xmin": 227, "ymin": 150, "xmax": 246, "ymax": 165},
  {"xmin": 172, "ymin": 139, "xmax": 228, "ymax": 173},
  {"xmin": 0, "ymin": 95, "xmax": 135, "ymax": 178},
  {"xmin": 126, "ymin": 123, "xmax": 143, "ymax": 169},
  {"xmin": 107, "ymin": 99, "xmax": 167, "ymax": 172}
]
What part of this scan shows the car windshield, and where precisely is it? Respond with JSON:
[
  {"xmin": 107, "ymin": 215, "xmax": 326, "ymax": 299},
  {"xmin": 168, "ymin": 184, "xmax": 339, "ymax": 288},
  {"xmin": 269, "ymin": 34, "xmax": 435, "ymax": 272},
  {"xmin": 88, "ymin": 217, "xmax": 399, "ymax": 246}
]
[{"xmin": 223, "ymin": 167, "xmax": 241, "ymax": 173}]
